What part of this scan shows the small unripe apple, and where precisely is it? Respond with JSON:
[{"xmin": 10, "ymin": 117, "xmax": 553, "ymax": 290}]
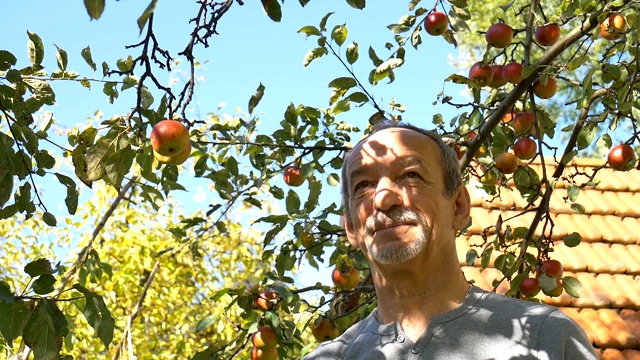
[
  {"xmin": 495, "ymin": 152, "xmax": 519, "ymax": 174},
  {"xmin": 600, "ymin": 14, "xmax": 627, "ymax": 41},
  {"xmin": 252, "ymin": 326, "xmax": 278, "ymax": 349},
  {"xmin": 283, "ymin": 166, "xmax": 305, "ymax": 187},
  {"xmin": 153, "ymin": 141, "xmax": 192, "ymax": 165},
  {"xmin": 607, "ymin": 144, "xmax": 637, "ymax": 171},
  {"xmin": 485, "ymin": 23, "xmax": 514, "ymax": 48},
  {"xmin": 520, "ymin": 277, "xmax": 541, "ymax": 297},
  {"xmin": 535, "ymin": 23, "xmax": 561, "ymax": 46},
  {"xmin": 251, "ymin": 346, "xmax": 278, "ymax": 360},
  {"xmin": 513, "ymin": 112, "xmax": 534, "ymax": 134},
  {"xmin": 489, "ymin": 65, "xmax": 508, "ymax": 88},
  {"xmin": 424, "ymin": 11, "xmax": 448, "ymax": 36},
  {"xmin": 502, "ymin": 62, "xmax": 523, "ymax": 84},
  {"xmin": 469, "ymin": 62, "xmax": 494, "ymax": 87},
  {"xmin": 150, "ymin": 120, "xmax": 190, "ymax": 156},
  {"xmin": 311, "ymin": 316, "xmax": 340, "ymax": 342},
  {"xmin": 478, "ymin": 166, "xmax": 498, "ymax": 186},
  {"xmin": 532, "ymin": 78, "xmax": 557, "ymax": 99},
  {"xmin": 332, "ymin": 265, "xmax": 360, "ymax": 291},
  {"xmin": 542, "ymin": 279, "xmax": 564, "ymax": 297},
  {"xmin": 255, "ymin": 291, "xmax": 280, "ymax": 311},
  {"xmin": 513, "ymin": 138, "xmax": 537, "ymax": 160}
]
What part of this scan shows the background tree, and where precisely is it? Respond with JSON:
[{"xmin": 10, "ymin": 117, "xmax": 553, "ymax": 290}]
[{"xmin": 1, "ymin": 0, "xmax": 639, "ymax": 359}]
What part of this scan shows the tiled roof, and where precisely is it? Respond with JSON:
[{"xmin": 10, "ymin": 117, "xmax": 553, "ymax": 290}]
[{"xmin": 458, "ymin": 157, "xmax": 640, "ymax": 359}]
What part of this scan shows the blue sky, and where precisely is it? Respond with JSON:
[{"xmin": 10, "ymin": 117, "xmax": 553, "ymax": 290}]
[{"xmin": 2, "ymin": 1, "xmax": 463, "ymax": 286}]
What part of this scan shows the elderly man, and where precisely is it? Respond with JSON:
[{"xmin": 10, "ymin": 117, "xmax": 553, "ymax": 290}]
[{"xmin": 304, "ymin": 121, "xmax": 596, "ymax": 359}]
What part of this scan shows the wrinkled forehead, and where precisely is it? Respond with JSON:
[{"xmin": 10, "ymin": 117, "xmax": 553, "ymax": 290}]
[{"xmin": 346, "ymin": 128, "xmax": 441, "ymax": 173}]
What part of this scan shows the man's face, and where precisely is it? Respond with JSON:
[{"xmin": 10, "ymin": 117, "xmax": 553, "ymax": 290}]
[{"xmin": 343, "ymin": 128, "xmax": 465, "ymax": 266}]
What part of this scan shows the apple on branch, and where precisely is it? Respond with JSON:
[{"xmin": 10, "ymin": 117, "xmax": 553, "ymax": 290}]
[
  {"xmin": 485, "ymin": 23, "xmax": 513, "ymax": 48},
  {"xmin": 424, "ymin": 11, "xmax": 448, "ymax": 36},
  {"xmin": 513, "ymin": 138, "xmax": 537, "ymax": 160},
  {"xmin": 535, "ymin": 23, "xmax": 561, "ymax": 46},
  {"xmin": 600, "ymin": 14, "xmax": 627, "ymax": 41},
  {"xmin": 469, "ymin": 62, "xmax": 494, "ymax": 87},
  {"xmin": 283, "ymin": 165, "xmax": 305, "ymax": 187},
  {"xmin": 608, "ymin": 144, "xmax": 637, "ymax": 171}
]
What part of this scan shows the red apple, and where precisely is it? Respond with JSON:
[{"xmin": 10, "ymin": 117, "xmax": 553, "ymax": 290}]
[
  {"xmin": 251, "ymin": 347, "xmax": 278, "ymax": 360},
  {"xmin": 332, "ymin": 291, "xmax": 361, "ymax": 316},
  {"xmin": 513, "ymin": 138, "xmax": 537, "ymax": 160},
  {"xmin": 424, "ymin": 11, "xmax": 448, "ymax": 36},
  {"xmin": 513, "ymin": 112, "xmax": 534, "ymax": 134},
  {"xmin": 600, "ymin": 14, "xmax": 627, "ymax": 41},
  {"xmin": 520, "ymin": 277, "xmax": 541, "ymax": 297},
  {"xmin": 502, "ymin": 62, "xmax": 523, "ymax": 84},
  {"xmin": 485, "ymin": 23, "xmax": 514, "ymax": 48},
  {"xmin": 283, "ymin": 166, "xmax": 305, "ymax": 187},
  {"xmin": 502, "ymin": 109, "xmax": 518, "ymax": 124},
  {"xmin": 332, "ymin": 265, "xmax": 360, "ymax": 291},
  {"xmin": 495, "ymin": 152, "xmax": 519, "ymax": 174},
  {"xmin": 535, "ymin": 23, "xmax": 561, "ymax": 46},
  {"xmin": 608, "ymin": 144, "xmax": 637, "ymax": 171},
  {"xmin": 252, "ymin": 326, "xmax": 278, "ymax": 349},
  {"xmin": 540, "ymin": 259, "xmax": 564, "ymax": 278},
  {"xmin": 311, "ymin": 316, "xmax": 340, "ymax": 342},
  {"xmin": 533, "ymin": 78, "xmax": 557, "ymax": 99},
  {"xmin": 255, "ymin": 291, "xmax": 280, "ymax": 311},
  {"xmin": 153, "ymin": 141, "xmax": 192, "ymax": 165},
  {"xmin": 489, "ymin": 65, "xmax": 508, "ymax": 88},
  {"xmin": 150, "ymin": 119, "xmax": 190, "ymax": 157},
  {"xmin": 469, "ymin": 62, "xmax": 494, "ymax": 87}
]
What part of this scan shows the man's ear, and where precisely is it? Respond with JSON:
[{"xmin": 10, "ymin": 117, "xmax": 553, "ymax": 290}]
[
  {"xmin": 342, "ymin": 213, "xmax": 360, "ymax": 249},
  {"xmin": 452, "ymin": 186, "xmax": 471, "ymax": 231}
]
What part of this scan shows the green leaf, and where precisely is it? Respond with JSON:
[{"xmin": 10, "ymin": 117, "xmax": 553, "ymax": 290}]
[
  {"xmin": 328, "ymin": 77, "xmax": 357, "ymax": 90},
  {"xmin": 346, "ymin": 91, "xmax": 368, "ymax": 103},
  {"xmin": 330, "ymin": 99, "xmax": 351, "ymax": 115},
  {"xmin": 577, "ymin": 122, "xmax": 597, "ymax": 150},
  {"xmin": 0, "ymin": 281, "xmax": 14, "ymax": 304},
  {"xmin": 563, "ymin": 232, "xmax": 582, "ymax": 247},
  {"xmin": 262, "ymin": 0, "xmax": 282, "ymax": 22},
  {"xmin": 84, "ymin": 0, "xmax": 105, "ymax": 20},
  {"xmin": 24, "ymin": 258, "xmax": 55, "ymax": 277},
  {"xmin": 23, "ymin": 79, "xmax": 56, "ymax": 105},
  {"xmin": 73, "ymin": 284, "xmax": 115, "ymax": 347},
  {"xmin": 285, "ymin": 189, "xmax": 301, "ymax": 215},
  {"xmin": 137, "ymin": 0, "xmax": 158, "ymax": 33},
  {"xmin": 0, "ymin": 50, "xmax": 17, "ymax": 71},
  {"xmin": 54, "ymin": 45, "xmax": 68, "ymax": 71},
  {"xmin": 32, "ymin": 274, "xmax": 56, "ymax": 295},
  {"xmin": 23, "ymin": 301, "xmax": 62, "ymax": 360},
  {"xmin": 480, "ymin": 246, "xmax": 492, "ymax": 269},
  {"xmin": 346, "ymin": 0, "xmax": 365, "ymax": 9},
  {"xmin": 27, "ymin": 31, "xmax": 45, "ymax": 67},
  {"xmin": 104, "ymin": 146, "xmax": 136, "ymax": 190},
  {"xmin": 571, "ymin": 203, "xmax": 585, "ymax": 214},
  {"xmin": 0, "ymin": 301, "xmax": 29, "ymax": 342},
  {"xmin": 567, "ymin": 185, "xmax": 579, "ymax": 202},
  {"xmin": 562, "ymin": 276, "xmax": 583, "ymax": 298},
  {"xmin": 331, "ymin": 25, "xmax": 348, "ymax": 46},
  {"xmin": 42, "ymin": 212, "xmax": 57, "ymax": 227},
  {"xmin": 327, "ymin": 173, "xmax": 340, "ymax": 186},
  {"xmin": 55, "ymin": 173, "xmax": 79, "ymax": 215},
  {"xmin": 319, "ymin": 12, "xmax": 334, "ymax": 31},
  {"xmin": 248, "ymin": 83, "xmax": 265, "ymax": 115},
  {"xmin": 513, "ymin": 166, "xmax": 542, "ymax": 204},
  {"xmin": 226, "ymin": 156, "xmax": 239, "ymax": 176},
  {"xmin": 297, "ymin": 25, "xmax": 322, "ymax": 37},
  {"xmin": 81, "ymin": 46, "xmax": 97, "ymax": 72},
  {"xmin": 303, "ymin": 47, "xmax": 328, "ymax": 67},
  {"xmin": 567, "ymin": 55, "xmax": 588, "ymax": 71},
  {"xmin": 465, "ymin": 249, "xmax": 478, "ymax": 266},
  {"xmin": 346, "ymin": 42, "xmax": 359, "ymax": 64},
  {"xmin": 195, "ymin": 315, "xmax": 218, "ymax": 333}
]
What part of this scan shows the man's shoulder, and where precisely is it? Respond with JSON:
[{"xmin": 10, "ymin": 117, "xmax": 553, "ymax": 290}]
[
  {"xmin": 303, "ymin": 311, "xmax": 377, "ymax": 360},
  {"xmin": 473, "ymin": 286, "xmax": 558, "ymax": 315}
]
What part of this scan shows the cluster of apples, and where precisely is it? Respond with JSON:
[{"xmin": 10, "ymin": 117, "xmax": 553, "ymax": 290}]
[
  {"xmin": 252, "ymin": 290, "xmax": 281, "ymax": 359},
  {"xmin": 309, "ymin": 264, "xmax": 362, "ymax": 343},
  {"xmin": 519, "ymin": 259, "xmax": 565, "ymax": 298},
  {"xmin": 150, "ymin": 120, "xmax": 192, "ymax": 165}
]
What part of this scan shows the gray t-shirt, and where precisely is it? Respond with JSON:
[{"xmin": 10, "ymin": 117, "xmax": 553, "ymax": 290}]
[{"xmin": 303, "ymin": 286, "xmax": 597, "ymax": 360}]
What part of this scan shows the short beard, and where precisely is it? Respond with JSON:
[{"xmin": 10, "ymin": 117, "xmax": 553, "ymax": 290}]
[{"xmin": 365, "ymin": 207, "xmax": 429, "ymax": 265}]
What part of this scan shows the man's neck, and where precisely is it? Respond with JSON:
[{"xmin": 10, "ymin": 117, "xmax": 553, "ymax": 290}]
[{"xmin": 372, "ymin": 261, "xmax": 470, "ymax": 343}]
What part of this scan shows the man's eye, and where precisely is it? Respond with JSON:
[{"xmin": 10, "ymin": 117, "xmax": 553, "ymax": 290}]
[
  {"xmin": 405, "ymin": 171, "xmax": 421, "ymax": 179},
  {"xmin": 354, "ymin": 181, "xmax": 372, "ymax": 192}
]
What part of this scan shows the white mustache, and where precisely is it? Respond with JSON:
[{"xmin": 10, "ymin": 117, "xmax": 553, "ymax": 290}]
[{"xmin": 366, "ymin": 208, "xmax": 421, "ymax": 234}]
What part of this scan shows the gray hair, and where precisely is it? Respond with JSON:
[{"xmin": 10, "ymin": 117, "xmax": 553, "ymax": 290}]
[{"xmin": 341, "ymin": 121, "xmax": 462, "ymax": 216}]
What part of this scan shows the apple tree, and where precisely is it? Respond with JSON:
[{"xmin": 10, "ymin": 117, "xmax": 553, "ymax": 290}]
[{"xmin": 1, "ymin": 0, "xmax": 639, "ymax": 359}]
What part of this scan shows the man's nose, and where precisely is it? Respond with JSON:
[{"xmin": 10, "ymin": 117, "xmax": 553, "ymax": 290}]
[{"xmin": 373, "ymin": 178, "xmax": 402, "ymax": 211}]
